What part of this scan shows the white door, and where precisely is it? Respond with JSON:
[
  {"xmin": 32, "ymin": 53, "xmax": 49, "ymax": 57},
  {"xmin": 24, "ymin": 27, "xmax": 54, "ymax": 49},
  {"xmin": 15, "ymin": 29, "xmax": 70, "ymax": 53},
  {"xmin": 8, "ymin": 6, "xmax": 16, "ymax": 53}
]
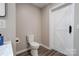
[{"xmin": 49, "ymin": 4, "xmax": 74, "ymax": 55}]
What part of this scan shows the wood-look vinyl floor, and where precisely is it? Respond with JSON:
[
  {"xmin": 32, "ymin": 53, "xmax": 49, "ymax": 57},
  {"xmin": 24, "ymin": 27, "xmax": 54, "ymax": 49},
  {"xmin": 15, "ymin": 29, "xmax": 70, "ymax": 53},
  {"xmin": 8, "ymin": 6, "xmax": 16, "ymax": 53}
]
[{"xmin": 17, "ymin": 46, "xmax": 65, "ymax": 56}]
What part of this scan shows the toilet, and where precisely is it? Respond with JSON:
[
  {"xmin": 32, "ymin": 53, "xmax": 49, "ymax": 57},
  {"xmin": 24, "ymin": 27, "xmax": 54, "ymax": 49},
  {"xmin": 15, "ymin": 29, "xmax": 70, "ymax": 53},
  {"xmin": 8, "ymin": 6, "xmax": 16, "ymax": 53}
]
[{"xmin": 27, "ymin": 34, "xmax": 40, "ymax": 56}]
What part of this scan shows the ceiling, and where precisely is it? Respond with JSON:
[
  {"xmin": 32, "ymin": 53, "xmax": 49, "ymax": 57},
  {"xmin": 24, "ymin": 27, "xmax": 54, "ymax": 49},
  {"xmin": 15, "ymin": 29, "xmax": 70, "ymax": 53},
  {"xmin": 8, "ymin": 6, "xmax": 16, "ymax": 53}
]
[{"xmin": 32, "ymin": 3, "xmax": 49, "ymax": 8}]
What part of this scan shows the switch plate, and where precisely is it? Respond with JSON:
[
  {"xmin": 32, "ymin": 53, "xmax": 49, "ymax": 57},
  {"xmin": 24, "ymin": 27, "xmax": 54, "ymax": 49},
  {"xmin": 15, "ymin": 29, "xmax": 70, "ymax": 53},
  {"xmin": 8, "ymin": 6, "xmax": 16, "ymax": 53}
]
[{"xmin": 0, "ymin": 20, "xmax": 6, "ymax": 28}]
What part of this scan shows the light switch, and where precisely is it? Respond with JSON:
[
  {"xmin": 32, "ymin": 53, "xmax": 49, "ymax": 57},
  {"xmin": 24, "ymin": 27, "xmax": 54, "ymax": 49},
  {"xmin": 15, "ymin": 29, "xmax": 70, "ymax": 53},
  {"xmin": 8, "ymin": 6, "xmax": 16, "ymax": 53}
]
[{"xmin": 0, "ymin": 20, "xmax": 6, "ymax": 28}]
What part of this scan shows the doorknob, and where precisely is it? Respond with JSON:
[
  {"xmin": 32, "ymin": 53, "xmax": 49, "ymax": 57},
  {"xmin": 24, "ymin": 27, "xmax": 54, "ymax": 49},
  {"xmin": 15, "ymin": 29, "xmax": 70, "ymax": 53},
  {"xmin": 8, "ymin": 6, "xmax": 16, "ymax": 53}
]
[{"xmin": 69, "ymin": 25, "xmax": 72, "ymax": 34}]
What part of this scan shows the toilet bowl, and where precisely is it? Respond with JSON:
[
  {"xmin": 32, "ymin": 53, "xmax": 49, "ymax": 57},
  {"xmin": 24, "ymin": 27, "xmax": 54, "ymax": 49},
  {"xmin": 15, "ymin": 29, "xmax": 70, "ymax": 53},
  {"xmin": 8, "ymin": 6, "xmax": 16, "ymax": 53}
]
[{"xmin": 27, "ymin": 34, "xmax": 40, "ymax": 56}]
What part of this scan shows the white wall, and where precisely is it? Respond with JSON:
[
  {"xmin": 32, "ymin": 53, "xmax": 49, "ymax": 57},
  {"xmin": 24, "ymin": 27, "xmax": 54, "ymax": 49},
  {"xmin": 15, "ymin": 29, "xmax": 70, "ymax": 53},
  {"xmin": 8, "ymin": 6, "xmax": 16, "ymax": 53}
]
[
  {"xmin": 74, "ymin": 4, "xmax": 79, "ymax": 56},
  {"xmin": 16, "ymin": 4, "xmax": 41, "ymax": 52},
  {"xmin": 0, "ymin": 4, "xmax": 16, "ymax": 55}
]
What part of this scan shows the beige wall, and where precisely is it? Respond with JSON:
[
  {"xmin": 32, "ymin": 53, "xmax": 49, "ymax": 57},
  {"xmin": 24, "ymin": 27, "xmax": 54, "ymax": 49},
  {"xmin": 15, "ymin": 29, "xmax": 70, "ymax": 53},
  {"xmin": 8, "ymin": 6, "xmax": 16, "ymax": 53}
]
[
  {"xmin": 16, "ymin": 3, "xmax": 58, "ymax": 52},
  {"xmin": 41, "ymin": 4, "xmax": 57, "ymax": 47},
  {"xmin": 16, "ymin": 4, "xmax": 41, "ymax": 52},
  {"xmin": 0, "ymin": 4, "xmax": 16, "ymax": 55},
  {"xmin": 41, "ymin": 6, "xmax": 49, "ymax": 47}
]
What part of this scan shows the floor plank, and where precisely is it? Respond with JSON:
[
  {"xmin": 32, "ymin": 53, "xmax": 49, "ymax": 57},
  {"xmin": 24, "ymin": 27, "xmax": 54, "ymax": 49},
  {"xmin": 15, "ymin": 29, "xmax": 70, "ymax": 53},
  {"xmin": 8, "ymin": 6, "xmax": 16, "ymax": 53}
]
[{"xmin": 17, "ymin": 46, "xmax": 65, "ymax": 56}]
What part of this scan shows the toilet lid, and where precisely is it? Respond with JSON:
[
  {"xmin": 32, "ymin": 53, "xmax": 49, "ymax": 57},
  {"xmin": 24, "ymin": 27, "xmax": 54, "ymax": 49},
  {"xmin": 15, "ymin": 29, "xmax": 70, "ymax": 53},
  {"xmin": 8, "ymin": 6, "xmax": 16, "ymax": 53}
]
[{"xmin": 30, "ymin": 42, "xmax": 39, "ymax": 47}]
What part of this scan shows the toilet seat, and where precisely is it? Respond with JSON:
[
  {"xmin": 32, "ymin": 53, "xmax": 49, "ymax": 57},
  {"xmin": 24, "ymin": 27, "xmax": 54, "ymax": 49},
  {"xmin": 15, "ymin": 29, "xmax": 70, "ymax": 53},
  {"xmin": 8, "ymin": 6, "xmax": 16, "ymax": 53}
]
[{"xmin": 30, "ymin": 42, "xmax": 39, "ymax": 47}]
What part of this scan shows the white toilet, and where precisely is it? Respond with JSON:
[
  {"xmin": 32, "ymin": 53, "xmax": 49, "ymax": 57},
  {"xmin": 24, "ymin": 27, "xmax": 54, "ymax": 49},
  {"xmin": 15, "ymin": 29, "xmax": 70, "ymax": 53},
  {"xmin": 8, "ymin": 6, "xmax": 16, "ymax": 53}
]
[{"xmin": 27, "ymin": 34, "xmax": 40, "ymax": 56}]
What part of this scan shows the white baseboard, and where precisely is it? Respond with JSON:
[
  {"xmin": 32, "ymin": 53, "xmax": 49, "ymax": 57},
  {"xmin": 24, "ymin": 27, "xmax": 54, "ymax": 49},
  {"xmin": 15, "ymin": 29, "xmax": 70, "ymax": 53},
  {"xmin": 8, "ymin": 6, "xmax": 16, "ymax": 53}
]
[
  {"xmin": 16, "ymin": 48, "xmax": 30, "ymax": 55},
  {"xmin": 16, "ymin": 44, "xmax": 51, "ymax": 55},
  {"xmin": 40, "ymin": 44, "xmax": 51, "ymax": 50}
]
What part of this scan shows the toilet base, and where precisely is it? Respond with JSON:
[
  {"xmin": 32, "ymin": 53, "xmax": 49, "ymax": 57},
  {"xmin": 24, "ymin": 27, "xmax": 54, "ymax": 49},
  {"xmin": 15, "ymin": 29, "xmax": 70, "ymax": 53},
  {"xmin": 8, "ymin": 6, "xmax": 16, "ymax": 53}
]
[{"xmin": 31, "ymin": 49, "xmax": 38, "ymax": 56}]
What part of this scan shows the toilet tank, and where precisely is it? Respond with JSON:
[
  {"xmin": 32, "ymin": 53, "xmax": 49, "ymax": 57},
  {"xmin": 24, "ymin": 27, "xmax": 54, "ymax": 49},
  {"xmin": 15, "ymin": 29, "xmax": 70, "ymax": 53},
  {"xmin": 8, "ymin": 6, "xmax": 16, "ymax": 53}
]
[{"xmin": 27, "ymin": 34, "xmax": 34, "ymax": 42}]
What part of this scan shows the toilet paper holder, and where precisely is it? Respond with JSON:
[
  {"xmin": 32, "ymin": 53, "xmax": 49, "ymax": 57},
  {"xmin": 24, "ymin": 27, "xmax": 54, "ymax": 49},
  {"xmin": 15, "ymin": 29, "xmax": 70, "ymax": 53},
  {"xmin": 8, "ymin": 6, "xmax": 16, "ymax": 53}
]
[{"xmin": 16, "ymin": 37, "xmax": 20, "ymax": 43}]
